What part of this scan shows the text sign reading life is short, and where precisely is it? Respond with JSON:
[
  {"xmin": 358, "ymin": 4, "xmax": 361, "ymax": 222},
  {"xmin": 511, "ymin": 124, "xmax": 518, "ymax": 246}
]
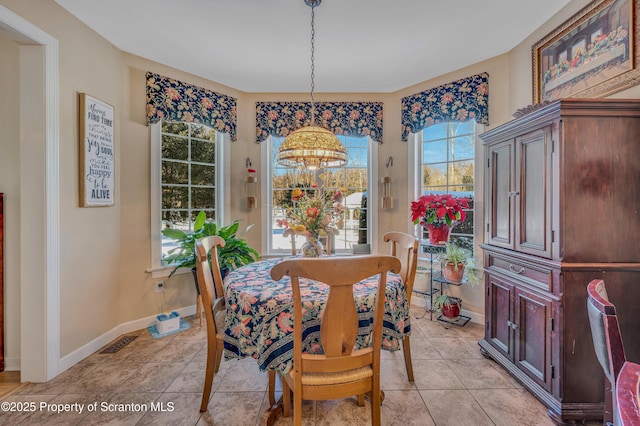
[{"xmin": 79, "ymin": 93, "xmax": 115, "ymax": 207}]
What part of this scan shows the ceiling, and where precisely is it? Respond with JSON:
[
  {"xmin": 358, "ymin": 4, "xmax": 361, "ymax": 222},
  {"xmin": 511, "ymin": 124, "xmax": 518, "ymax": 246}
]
[{"xmin": 54, "ymin": 0, "xmax": 571, "ymax": 93}]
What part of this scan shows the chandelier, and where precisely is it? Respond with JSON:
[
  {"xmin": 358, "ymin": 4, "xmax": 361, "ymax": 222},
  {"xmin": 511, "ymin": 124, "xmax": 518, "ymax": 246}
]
[{"xmin": 277, "ymin": 0, "xmax": 347, "ymax": 171}]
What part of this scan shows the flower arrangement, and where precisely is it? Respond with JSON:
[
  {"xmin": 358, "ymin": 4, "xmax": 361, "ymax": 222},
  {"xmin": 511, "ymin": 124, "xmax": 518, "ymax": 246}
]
[
  {"xmin": 411, "ymin": 193, "xmax": 470, "ymax": 245},
  {"xmin": 410, "ymin": 193, "xmax": 470, "ymax": 228},
  {"xmin": 277, "ymin": 183, "xmax": 345, "ymax": 256}
]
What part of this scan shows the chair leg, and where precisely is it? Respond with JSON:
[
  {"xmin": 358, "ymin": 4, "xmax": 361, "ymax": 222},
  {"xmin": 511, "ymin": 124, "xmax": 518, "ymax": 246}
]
[
  {"xmin": 214, "ymin": 337, "xmax": 224, "ymax": 374},
  {"xmin": 402, "ymin": 335, "xmax": 415, "ymax": 382},
  {"xmin": 371, "ymin": 381, "xmax": 381, "ymax": 426},
  {"xmin": 294, "ymin": 380, "xmax": 302, "ymax": 426},
  {"xmin": 282, "ymin": 374, "xmax": 291, "ymax": 417},
  {"xmin": 357, "ymin": 394, "xmax": 365, "ymax": 407},
  {"xmin": 197, "ymin": 295, "xmax": 203, "ymax": 327},
  {"xmin": 200, "ymin": 339, "xmax": 217, "ymax": 412}
]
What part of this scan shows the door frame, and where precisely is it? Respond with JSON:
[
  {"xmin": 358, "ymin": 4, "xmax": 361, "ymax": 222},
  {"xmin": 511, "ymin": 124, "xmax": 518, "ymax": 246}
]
[{"xmin": 0, "ymin": 5, "xmax": 60, "ymax": 382}]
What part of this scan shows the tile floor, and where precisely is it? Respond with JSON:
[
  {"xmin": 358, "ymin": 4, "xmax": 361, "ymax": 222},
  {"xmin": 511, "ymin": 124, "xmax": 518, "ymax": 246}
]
[{"xmin": 0, "ymin": 308, "xmax": 597, "ymax": 425}]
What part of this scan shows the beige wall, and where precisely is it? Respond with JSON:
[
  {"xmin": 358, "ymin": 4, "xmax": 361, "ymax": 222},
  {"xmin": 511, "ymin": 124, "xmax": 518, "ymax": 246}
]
[
  {"xmin": 0, "ymin": 0, "xmax": 123, "ymax": 357},
  {"xmin": 2, "ymin": 0, "xmax": 638, "ymax": 373},
  {"xmin": 0, "ymin": 34, "xmax": 21, "ymax": 368}
]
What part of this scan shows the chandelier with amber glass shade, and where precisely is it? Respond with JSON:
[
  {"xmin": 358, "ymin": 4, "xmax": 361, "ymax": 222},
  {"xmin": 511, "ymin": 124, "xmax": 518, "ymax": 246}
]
[{"xmin": 277, "ymin": 0, "xmax": 347, "ymax": 170}]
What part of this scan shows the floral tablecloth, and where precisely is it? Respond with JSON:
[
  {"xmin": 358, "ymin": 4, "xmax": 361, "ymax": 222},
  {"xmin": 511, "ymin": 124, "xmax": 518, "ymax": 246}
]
[{"xmin": 223, "ymin": 257, "xmax": 411, "ymax": 374}]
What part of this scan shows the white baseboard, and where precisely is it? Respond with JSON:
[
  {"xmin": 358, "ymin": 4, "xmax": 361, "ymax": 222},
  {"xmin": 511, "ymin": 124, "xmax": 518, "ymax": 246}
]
[
  {"xmin": 57, "ymin": 304, "xmax": 197, "ymax": 374},
  {"xmin": 4, "ymin": 357, "xmax": 21, "ymax": 371},
  {"xmin": 411, "ymin": 292, "xmax": 484, "ymax": 325}
]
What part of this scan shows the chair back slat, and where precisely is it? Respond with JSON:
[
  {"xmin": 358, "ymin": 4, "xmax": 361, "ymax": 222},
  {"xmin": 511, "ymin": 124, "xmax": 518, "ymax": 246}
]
[{"xmin": 383, "ymin": 231, "xmax": 419, "ymax": 301}]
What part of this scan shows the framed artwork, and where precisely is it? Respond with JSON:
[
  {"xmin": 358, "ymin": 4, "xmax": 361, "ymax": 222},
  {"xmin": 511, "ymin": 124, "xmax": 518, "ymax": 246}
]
[
  {"xmin": 532, "ymin": 0, "xmax": 639, "ymax": 103},
  {"xmin": 79, "ymin": 93, "xmax": 115, "ymax": 207}
]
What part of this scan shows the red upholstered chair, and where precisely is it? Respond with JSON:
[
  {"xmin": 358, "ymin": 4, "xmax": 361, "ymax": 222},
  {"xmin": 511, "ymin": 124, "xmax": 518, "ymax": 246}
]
[
  {"xmin": 615, "ymin": 361, "xmax": 640, "ymax": 426},
  {"xmin": 586, "ymin": 279, "xmax": 627, "ymax": 425}
]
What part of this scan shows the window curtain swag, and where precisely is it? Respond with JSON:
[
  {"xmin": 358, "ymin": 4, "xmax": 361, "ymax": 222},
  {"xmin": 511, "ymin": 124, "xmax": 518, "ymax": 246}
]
[
  {"xmin": 401, "ymin": 72, "xmax": 489, "ymax": 141},
  {"xmin": 146, "ymin": 71, "xmax": 237, "ymax": 141}
]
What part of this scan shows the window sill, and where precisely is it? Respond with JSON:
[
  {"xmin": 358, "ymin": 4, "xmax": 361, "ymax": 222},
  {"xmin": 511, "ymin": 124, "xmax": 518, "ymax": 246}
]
[{"xmin": 146, "ymin": 265, "xmax": 191, "ymax": 279}]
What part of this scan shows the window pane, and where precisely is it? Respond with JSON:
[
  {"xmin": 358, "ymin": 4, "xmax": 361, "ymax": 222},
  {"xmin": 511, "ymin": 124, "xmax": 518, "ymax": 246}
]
[
  {"xmin": 190, "ymin": 209, "xmax": 215, "ymax": 223},
  {"xmin": 450, "ymin": 135, "xmax": 475, "ymax": 160},
  {"xmin": 423, "ymin": 164, "xmax": 447, "ymax": 187},
  {"xmin": 162, "ymin": 186, "xmax": 188, "ymax": 209},
  {"xmin": 162, "ymin": 135, "xmax": 188, "ymax": 161},
  {"xmin": 422, "ymin": 123, "xmax": 448, "ymax": 141},
  {"xmin": 191, "ymin": 187, "xmax": 215, "ymax": 210},
  {"xmin": 191, "ymin": 139, "xmax": 215, "ymax": 163},
  {"xmin": 453, "ymin": 121, "xmax": 473, "ymax": 136},
  {"xmin": 162, "ymin": 210, "xmax": 188, "ymax": 228},
  {"xmin": 191, "ymin": 164, "xmax": 215, "ymax": 185},
  {"xmin": 162, "ymin": 161, "xmax": 188, "ymax": 184},
  {"xmin": 423, "ymin": 140, "xmax": 448, "ymax": 163},
  {"xmin": 448, "ymin": 160, "xmax": 474, "ymax": 186},
  {"xmin": 191, "ymin": 123, "xmax": 216, "ymax": 141},
  {"xmin": 347, "ymin": 148, "xmax": 367, "ymax": 167},
  {"xmin": 162, "ymin": 121, "xmax": 188, "ymax": 135}
]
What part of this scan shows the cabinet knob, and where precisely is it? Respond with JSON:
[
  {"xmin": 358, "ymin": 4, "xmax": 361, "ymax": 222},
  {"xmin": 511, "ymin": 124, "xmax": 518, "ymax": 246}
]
[{"xmin": 508, "ymin": 264, "xmax": 525, "ymax": 274}]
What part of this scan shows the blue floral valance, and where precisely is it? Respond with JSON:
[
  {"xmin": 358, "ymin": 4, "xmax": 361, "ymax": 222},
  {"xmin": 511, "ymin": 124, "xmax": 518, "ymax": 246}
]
[
  {"xmin": 401, "ymin": 72, "xmax": 489, "ymax": 141},
  {"xmin": 146, "ymin": 72, "xmax": 237, "ymax": 141},
  {"xmin": 256, "ymin": 102, "xmax": 383, "ymax": 144}
]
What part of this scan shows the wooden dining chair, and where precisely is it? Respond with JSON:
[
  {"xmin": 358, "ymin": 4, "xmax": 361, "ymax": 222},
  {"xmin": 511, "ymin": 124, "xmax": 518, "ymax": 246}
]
[
  {"xmin": 195, "ymin": 235, "xmax": 227, "ymax": 412},
  {"xmin": 383, "ymin": 231, "xmax": 419, "ymax": 383},
  {"xmin": 586, "ymin": 279, "xmax": 627, "ymax": 425},
  {"xmin": 615, "ymin": 361, "xmax": 640, "ymax": 426},
  {"xmin": 270, "ymin": 255, "xmax": 401, "ymax": 426}
]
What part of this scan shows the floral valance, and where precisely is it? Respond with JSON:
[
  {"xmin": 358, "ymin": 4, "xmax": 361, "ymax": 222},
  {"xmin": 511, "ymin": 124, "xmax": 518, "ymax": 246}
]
[
  {"xmin": 401, "ymin": 72, "xmax": 489, "ymax": 141},
  {"xmin": 256, "ymin": 102, "xmax": 383, "ymax": 144},
  {"xmin": 146, "ymin": 72, "xmax": 237, "ymax": 141}
]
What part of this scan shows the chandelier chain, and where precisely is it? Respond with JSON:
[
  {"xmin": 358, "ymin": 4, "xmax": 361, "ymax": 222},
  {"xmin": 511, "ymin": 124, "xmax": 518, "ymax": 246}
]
[{"xmin": 310, "ymin": 3, "xmax": 316, "ymax": 125}]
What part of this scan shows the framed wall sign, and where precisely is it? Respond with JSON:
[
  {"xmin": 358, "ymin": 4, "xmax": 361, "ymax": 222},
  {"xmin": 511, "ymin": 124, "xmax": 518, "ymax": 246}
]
[
  {"xmin": 532, "ymin": 0, "xmax": 639, "ymax": 103},
  {"xmin": 79, "ymin": 93, "xmax": 115, "ymax": 207}
]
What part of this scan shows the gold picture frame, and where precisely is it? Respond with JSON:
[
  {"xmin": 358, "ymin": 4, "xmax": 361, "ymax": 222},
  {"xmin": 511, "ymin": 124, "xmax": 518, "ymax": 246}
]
[
  {"xmin": 79, "ymin": 93, "xmax": 115, "ymax": 207},
  {"xmin": 532, "ymin": 0, "xmax": 639, "ymax": 103}
]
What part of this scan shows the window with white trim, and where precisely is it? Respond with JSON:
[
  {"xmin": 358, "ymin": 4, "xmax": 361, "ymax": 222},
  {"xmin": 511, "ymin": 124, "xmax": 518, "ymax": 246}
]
[
  {"xmin": 413, "ymin": 121, "xmax": 476, "ymax": 252},
  {"xmin": 263, "ymin": 135, "xmax": 377, "ymax": 255},
  {"xmin": 150, "ymin": 120, "xmax": 227, "ymax": 271}
]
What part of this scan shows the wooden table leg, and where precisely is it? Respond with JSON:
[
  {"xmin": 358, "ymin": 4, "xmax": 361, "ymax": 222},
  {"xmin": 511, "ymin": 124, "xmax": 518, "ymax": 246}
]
[{"xmin": 262, "ymin": 370, "xmax": 283, "ymax": 426}]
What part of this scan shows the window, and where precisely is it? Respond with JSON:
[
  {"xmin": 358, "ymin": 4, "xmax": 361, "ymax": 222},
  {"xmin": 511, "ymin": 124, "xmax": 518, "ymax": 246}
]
[
  {"xmin": 412, "ymin": 121, "xmax": 476, "ymax": 252},
  {"xmin": 150, "ymin": 120, "xmax": 228, "ymax": 272},
  {"xmin": 263, "ymin": 135, "xmax": 376, "ymax": 255}
]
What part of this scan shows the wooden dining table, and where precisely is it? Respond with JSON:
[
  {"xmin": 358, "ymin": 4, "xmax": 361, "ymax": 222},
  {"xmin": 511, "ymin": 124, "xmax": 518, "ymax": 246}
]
[{"xmin": 222, "ymin": 256, "xmax": 412, "ymax": 423}]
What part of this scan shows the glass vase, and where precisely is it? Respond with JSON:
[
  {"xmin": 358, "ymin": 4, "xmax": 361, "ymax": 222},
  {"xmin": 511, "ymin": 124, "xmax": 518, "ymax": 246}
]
[{"xmin": 301, "ymin": 236, "xmax": 323, "ymax": 257}]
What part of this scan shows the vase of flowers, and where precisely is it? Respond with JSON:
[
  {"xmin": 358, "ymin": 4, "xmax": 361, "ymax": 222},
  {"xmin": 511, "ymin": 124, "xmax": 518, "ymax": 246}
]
[
  {"xmin": 410, "ymin": 193, "xmax": 470, "ymax": 245},
  {"xmin": 277, "ymin": 184, "xmax": 344, "ymax": 257}
]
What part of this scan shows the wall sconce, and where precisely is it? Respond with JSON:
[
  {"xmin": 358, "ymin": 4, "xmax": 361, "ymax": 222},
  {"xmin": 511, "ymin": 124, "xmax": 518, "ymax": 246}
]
[
  {"xmin": 244, "ymin": 158, "xmax": 257, "ymax": 209},
  {"xmin": 382, "ymin": 156, "xmax": 393, "ymax": 209}
]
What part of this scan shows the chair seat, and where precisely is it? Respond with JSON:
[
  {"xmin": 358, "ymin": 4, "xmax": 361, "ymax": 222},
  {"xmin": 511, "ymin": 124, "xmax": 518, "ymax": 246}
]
[{"xmin": 291, "ymin": 365, "xmax": 373, "ymax": 386}]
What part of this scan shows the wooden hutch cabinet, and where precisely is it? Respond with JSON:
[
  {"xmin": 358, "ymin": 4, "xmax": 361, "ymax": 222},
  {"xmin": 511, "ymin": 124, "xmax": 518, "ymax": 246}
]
[{"xmin": 479, "ymin": 99, "xmax": 640, "ymax": 424}]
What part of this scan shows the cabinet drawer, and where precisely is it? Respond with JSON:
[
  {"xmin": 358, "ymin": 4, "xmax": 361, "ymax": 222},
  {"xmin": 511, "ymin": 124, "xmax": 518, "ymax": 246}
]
[{"xmin": 487, "ymin": 253, "xmax": 552, "ymax": 292}]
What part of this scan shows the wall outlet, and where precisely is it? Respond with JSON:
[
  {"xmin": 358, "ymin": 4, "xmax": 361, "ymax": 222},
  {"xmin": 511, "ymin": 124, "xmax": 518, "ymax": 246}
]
[{"xmin": 155, "ymin": 281, "xmax": 165, "ymax": 292}]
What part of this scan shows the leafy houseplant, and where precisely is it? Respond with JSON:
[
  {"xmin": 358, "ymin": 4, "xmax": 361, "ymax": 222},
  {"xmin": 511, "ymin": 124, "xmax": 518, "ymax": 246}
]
[
  {"xmin": 162, "ymin": 211, "xmax": 259, "ymax": 279},
  {"xmin": 434, "ymin": 243, "xmax": 481, "ymax": 318}
]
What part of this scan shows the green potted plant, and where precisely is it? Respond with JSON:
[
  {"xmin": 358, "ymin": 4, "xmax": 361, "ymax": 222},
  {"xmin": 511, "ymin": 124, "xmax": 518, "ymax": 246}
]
[
  {"xmin": 434, "ymin": 243, "xmax": 482, "ymax": 319},
  {"xmin": 162, "ymin": 211, "xmax": 259, "ymax": 279}
]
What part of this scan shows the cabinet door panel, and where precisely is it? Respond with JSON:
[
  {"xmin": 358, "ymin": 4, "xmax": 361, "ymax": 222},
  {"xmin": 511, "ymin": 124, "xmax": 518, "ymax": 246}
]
[
  {"xmin": 516, "ymin": 128, "xmax": 552, "ymax": 258},
  {"xmin": 514, "ymin": 288, "xmax": 552, "ymax": 392},
  {"xmin": 487, "ymin": 141, "xmax": 514, "ymax": 249},
  {"xmin": 486, "ymin": 275, "xmax": 513, "ymax": 360}
]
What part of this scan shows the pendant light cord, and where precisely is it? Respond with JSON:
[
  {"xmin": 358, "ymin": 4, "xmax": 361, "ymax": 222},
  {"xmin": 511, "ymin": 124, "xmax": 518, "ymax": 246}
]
[{"xmin": 310, "ymin": 3, "xmax": 316, "ymax": 125}]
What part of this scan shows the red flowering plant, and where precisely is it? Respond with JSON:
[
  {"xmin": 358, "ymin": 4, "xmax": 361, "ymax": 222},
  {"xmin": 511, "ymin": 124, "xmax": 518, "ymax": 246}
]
[
  {"xmin": 411, "ymin": 193, "xmax": 470, "ymax": 228},
  {"xmin": 277, "ymin": 183, "xmax": 345, "ymax": 250}
]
